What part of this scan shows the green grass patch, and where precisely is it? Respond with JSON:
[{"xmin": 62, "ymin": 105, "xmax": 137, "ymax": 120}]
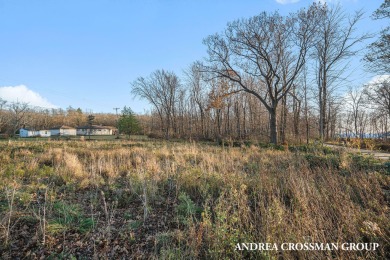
[{"xmin": 48, "ymin": 201, "xmax": 94, "ymax": 234}]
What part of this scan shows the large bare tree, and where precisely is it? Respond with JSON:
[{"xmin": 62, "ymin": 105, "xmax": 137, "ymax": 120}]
[{"xmin": 201, "ymin": 6, "xmax": 318, "ymax": 144}]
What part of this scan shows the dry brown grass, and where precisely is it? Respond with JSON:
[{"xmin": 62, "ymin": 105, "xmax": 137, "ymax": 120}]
[{"xmin": 0, "ymin": 140, "xmax": 389, "ymax": 259}]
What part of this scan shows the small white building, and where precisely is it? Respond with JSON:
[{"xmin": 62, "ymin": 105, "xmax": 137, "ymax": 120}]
[
  {"xmin": 50, "ymin": 126, "xmax": 77, "ymax": 136},
  {"xmin": 20, "ymin": 128, "xmax": 52, "ymax": 137},
  {"xmin": 77, "ymin": 125, "xmax": 117, "ymax": 136},
  {"xmin": 38, "ymin": 130, "xmax": 51, "ymax": 137},
  {"xmin": 20, "ymin": 128, "xmax": 38, "ymax": 138}
]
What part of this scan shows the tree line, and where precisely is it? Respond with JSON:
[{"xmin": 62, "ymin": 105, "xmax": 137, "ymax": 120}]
[
  {"xmin": 1, "ymin": 2, "xmax": 387, "ymax": 143},
  {"xmin": 131, "ymin": 1, "xmax": 389, "ymax": 144},
  {"xmin": 0, "ymin": 101, "xmax": 118, "ymax": 136}
]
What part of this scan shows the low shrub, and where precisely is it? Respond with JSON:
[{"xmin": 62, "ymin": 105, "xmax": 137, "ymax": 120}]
[
  {"xmin": 176, "ymin": 192, "xmax": 202, "ymax": 226},
  {"xmin": 305, "ymin": 154, "xmax": 341, "ymax": 169}
]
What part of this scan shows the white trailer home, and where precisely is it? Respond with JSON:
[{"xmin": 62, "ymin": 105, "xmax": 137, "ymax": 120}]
[
  {"xmin": 20, "ymin": 128, "xmax": 52, "ymax": 137},
  {"xmin": 37, "ymin": 130, "xmax": 51, "ymax": 137},
  {"xmin": 77, "ymin": 125, "xmax": 117, "ymax": 136},
  {"xmin": 20, "ymin": 128, "xmax": 38, "ymax": 137},
  {"xmin": 50, "ymin": 126, "xmax": 77, "ymax": 136}
]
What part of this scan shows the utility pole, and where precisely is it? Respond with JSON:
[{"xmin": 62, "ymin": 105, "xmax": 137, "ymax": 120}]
[
  {"xmin": 113, "ymin": 107, "xmax": 120, "ymax": 116},
  {"xmin": 113, "ymin": 107, "xmax": 120, "ymax": 138}
]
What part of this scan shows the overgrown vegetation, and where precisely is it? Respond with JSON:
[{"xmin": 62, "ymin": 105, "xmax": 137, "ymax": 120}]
[
  {"xmin": 329, "ymin": 137, "xmax": 390, "ymax": 152},
  {"xmin": 0, "ymin": 140, "xmax": 389, "ymax": 259}
]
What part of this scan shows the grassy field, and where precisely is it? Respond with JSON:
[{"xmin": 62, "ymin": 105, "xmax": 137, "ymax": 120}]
[{"xmin": 0, "ymin": 140, "xmax": 389, "ymax": 259}]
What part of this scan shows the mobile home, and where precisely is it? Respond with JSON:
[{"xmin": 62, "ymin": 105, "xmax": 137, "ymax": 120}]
[{"xmin": 50, "ymin": 126, "xmax": 77, "ymax": 136}]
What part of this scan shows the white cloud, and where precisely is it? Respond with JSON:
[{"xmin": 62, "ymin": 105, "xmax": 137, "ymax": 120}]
[
  {"xmin": 366, "ymin": 74, "xmax": 390, "ymax": 86},
  {"xmin": 0, "ymin": 85, "xmax": 57, "ymax": 108},
  {"xmin": 276, "ymin": 0, "xmax": 300, "ymax": 4}
]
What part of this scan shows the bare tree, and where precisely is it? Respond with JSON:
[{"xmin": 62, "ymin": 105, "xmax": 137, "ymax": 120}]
[
  {"xmin": 202, "ymin": 6, "xmax": 318, "ymax": 144},
  {"xmin": 346, "ymin": 86, "xmax": 366, "ymax": 138},
  {"xmin": 300, "ymin": 66, "xmax": 311, "ymax": 144},
  {"xmin": 131, "ymin": 70, "xmax": 183, "ymax": 139},
  {"xmin": 184, "ymin": 63, "xmax": 209, "ymax": 138},
  {"xmin": 0, "ymin": 98, "xmax": 8, "ymax": 133},
  {"xmin": 363, "ymin": 77, "xmax": 390, "ymax": 120},
  {"xmin": 9, "ymin": 101, "xmax": 30, "ymax": 135},
  {"xmin": 314, "ymin": 4, "xmax": 371, "ymax": 140},
  {"xmin": 364, "ymin": 0, "xmax": 390, "ymax": 74}
]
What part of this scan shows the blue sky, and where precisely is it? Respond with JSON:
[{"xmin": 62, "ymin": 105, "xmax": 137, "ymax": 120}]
[{"xmin": 0, "ymin": 0, "xmax": 386, "ymax": 113}]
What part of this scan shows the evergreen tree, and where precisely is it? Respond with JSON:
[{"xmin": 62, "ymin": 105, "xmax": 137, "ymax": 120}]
[
  {"xmin": 87, "ymin": 114, "xmax": 95, "ymax": 140},
  {"xmin": 118, "ymin": 107, "xmax": 141, "ymax": 138}
]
